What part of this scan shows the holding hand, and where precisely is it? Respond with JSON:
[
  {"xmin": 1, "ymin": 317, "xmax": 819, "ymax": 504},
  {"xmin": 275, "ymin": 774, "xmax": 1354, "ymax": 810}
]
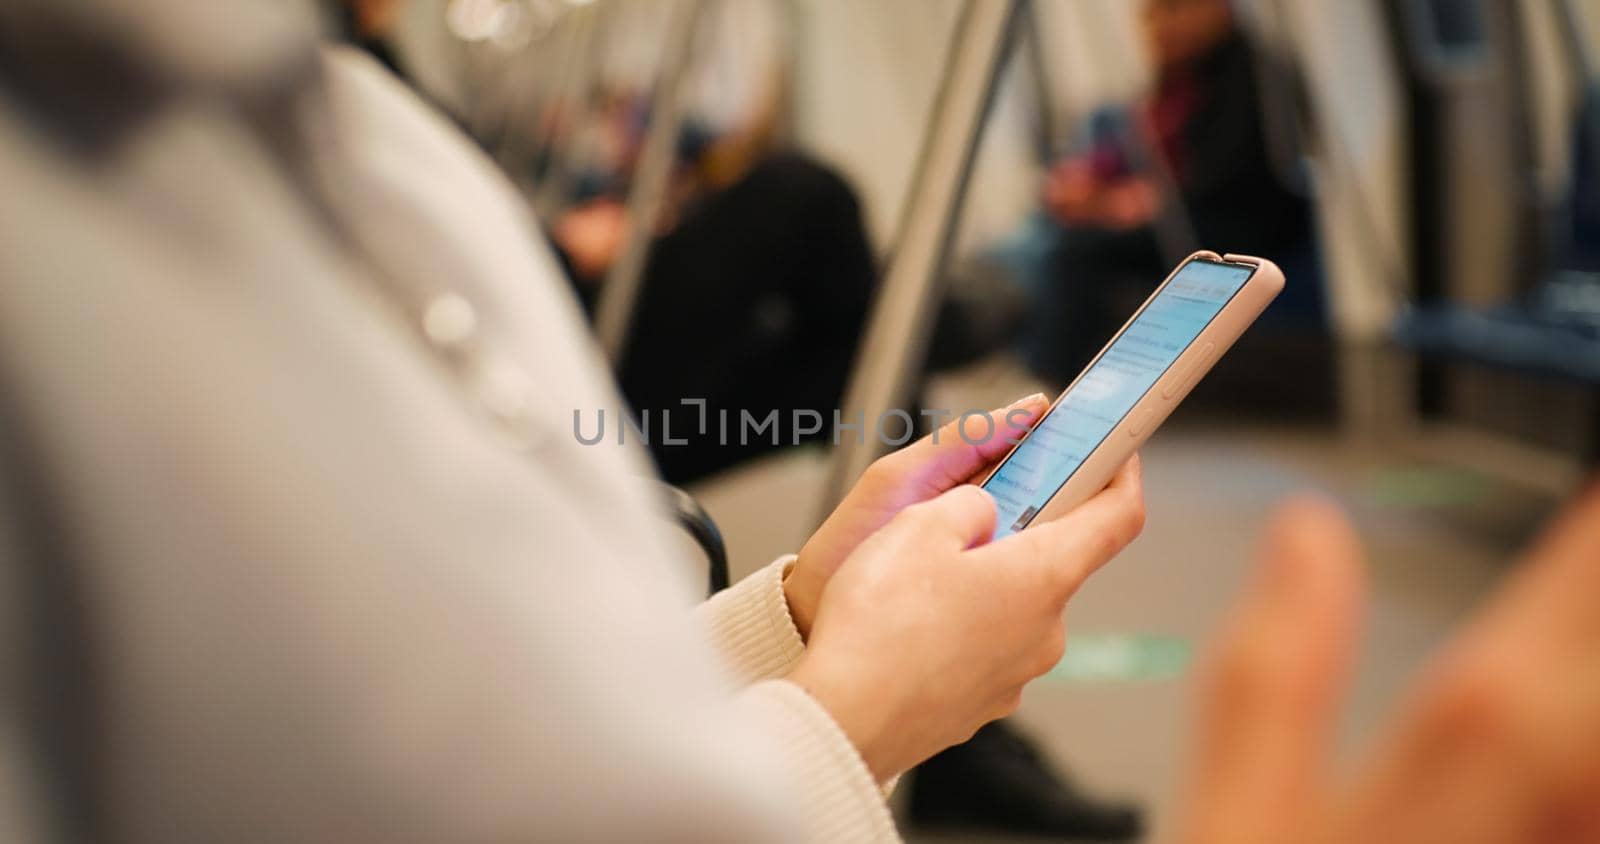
[
  {"xmin": 790, "ymin": 456, "xmax": 1146, "ymax": 782},
  {"xmin": 786, "ymin": 393, "xmax": 1052, "ymax": 638},
  {"xmin": 1042, "ymin": 158, "xmax": 1160, "ymax": 230}
]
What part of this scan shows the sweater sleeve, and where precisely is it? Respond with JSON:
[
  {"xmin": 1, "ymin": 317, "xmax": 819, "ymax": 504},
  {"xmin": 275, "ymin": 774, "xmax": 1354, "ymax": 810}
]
[
  {"xmin": 736, "ymin": 680, "xmax": 902, "ymax": 843},
  {"xmin": 696, "ymin": 555, "xmax": 806, "ymax": 685},
  {"xmin": 700, "ymin": 561, "xmax": 903, "ymax": 838},
  {"xmin": 698, "ymin": 557, "xmax": 906, "ymax": 804}
]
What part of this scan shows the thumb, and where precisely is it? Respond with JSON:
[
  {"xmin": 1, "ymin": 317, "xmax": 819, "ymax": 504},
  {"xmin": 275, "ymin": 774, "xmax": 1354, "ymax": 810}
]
[
  {"xmin": 1176, "ymin": 496, "xmax": 1367, "ymax": 844},
  {"xmin": 894, "ymin": 485, "xmax": 998, "ymax": 550}
]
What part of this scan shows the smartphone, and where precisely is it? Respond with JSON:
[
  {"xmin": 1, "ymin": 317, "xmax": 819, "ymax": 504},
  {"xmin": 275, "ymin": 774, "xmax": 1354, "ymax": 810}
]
[{"xmin": 981, "ymin": 251, "xmax": 1284, "ymax": 540}]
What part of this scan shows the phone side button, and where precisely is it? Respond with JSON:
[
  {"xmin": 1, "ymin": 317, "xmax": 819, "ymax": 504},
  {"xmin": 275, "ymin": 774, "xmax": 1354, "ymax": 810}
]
[
  {"xmin": 1127, "ymin": 408, "xmax": 1155, "ymax": 438},
  {"xmin": 1163, "ymin": 341, "xmax": 1216, "ymax": 399}
]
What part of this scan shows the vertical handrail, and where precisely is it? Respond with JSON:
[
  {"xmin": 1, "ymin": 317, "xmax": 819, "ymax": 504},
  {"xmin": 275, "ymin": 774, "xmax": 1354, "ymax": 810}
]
[
  {"xmin": 593, "ymin": 0, "xmax": 709, "ymax": 364},
  {"xmin": 818, "ymin": 0, "xmax": 1022, "ymax": 510},
  {"xmin": 1554, "ymin": 0, "xmax": 1596, "ymax": 80},
  {"xmin": 1021, "ymin": 0, "xmax": 1061, "ymax": 163},
  {"xmin": 529, "ymin": 1, "xmax": 610, "ymax": 219},
  {"xmin": 1554, "ymin": 0, "xmax": 1600, "ymax": 208}
]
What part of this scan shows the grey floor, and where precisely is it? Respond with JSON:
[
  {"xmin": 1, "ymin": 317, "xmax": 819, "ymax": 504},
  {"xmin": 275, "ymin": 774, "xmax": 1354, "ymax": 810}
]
[{"xmin": 687, "ymin": 358, "xmax": 1560, "ymax": 843}]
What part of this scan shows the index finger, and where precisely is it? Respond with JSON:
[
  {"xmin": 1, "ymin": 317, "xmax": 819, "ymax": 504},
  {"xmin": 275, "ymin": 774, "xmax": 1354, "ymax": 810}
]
[{"xmin": 876, "ymin": 394, "xmax": 1050, "ymax": 492}]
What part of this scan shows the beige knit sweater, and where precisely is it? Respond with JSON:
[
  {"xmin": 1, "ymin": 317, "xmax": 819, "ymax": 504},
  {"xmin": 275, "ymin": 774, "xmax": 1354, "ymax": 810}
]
[{"xmin": 698, "ymin": 558, "xmax": 902, "ymax": 842}]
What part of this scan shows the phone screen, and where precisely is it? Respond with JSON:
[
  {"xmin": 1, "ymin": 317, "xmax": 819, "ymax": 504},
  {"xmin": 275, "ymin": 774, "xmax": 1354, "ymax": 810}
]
[{"xmin": 983, "ymin": 258, "xmax": 1255, "ymax": 539}]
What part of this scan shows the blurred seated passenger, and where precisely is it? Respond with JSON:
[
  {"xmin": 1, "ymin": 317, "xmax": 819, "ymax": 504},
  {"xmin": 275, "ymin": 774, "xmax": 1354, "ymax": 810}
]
[
  {"xmin": 1026, "ymin": 0, "xmax": 1315, "ymax": 383},
  {"xmin": 553, "ymin": 97, "xmax": 875, "ymax": 484},
  {"xmin": 625, "ymin": 154, "xmax": 874, "ymax": 482}
]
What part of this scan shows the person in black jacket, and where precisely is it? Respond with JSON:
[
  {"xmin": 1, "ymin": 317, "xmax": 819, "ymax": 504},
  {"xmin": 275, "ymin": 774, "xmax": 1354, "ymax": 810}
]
[{"xmin": 1026, "ymin": 0, "xmax": 1314, "ymax": 384}]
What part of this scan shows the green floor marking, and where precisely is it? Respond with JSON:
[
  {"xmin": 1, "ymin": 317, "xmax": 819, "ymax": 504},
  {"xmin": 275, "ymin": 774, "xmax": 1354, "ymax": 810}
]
[
  {"xmin": 1364, "ymin": 465, "xmax": 1494, "ymax": 509},
  {"xmin": 1042, "ymin": 633, "xmax": 1191, "ymax": 684}
]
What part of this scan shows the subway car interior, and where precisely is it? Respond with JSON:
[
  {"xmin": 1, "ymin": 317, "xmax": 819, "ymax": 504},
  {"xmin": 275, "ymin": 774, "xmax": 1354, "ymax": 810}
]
[{"xmin": 4, "ymin": 0, "xmax": 1600, "ymax": 841}]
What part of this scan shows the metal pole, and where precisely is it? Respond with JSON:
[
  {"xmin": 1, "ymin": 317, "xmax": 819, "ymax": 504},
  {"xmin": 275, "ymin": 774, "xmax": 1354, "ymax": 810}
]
[
  {"xmin": 593, "ymin": 0, "xmax": 709, "ymax": 364},
  {"xmin": 818, "ymin": 0, "xmax": 1022, "ymax": 510},
  {"xmin": 528, "ymin": 2, "xmax": 609, "ymax": 218},
  {"xmin": 1555, "ymin": 0, "xmax": 1600, "ymax": 207},
  {"xmin": 1021, "ymin": 0, "xmax": 1061, "ymax": 163},
  {"xmin": 1554, "ymin": 0, "xmax": 1596, "ymax": 79},
  {"xmin": 478, "ymin": 5, "xmax": 580, "ymax": 175}
]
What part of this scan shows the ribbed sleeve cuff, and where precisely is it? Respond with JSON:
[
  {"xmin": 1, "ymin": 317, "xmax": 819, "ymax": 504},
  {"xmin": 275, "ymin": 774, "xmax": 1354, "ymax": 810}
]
[
  {"xmin": 739, "ymin": 680, "xmax": 901, "ymax": 843},
  {"xmin": 696, "ymin": 555, "xmax": 806, "ymax": 686}
]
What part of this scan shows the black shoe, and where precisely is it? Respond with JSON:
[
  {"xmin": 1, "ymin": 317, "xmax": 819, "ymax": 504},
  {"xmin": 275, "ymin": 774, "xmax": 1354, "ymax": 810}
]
[{"xmin": 906, "ymin": 720, "xmax": 1143, "ymax": 840}]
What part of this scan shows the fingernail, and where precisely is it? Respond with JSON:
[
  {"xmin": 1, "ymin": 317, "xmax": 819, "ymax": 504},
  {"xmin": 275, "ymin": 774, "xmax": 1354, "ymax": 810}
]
[{"xmin": 1006, "ymin": 392, "xmax": 1049, "ymax": 411}]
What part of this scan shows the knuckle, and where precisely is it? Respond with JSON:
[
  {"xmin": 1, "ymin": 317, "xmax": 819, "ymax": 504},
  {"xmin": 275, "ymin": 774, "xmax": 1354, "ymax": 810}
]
[
  {"xmin": 1124, "ymin": 495, "xmax": 1148, "ymax": 540},
  {"xmin": 1106, "ymin": 491, "xmax": 1146, "ymax": 550},
  {"xmin": 958, "ymin": 411, "xmax": 998, "ymax": 443},
  {"xmin": 1031, "ymin": 624, "xmax": 1067, "ymax": 675},
  {"xmin": 1041, "ymin": 545, "xmax": 1086, "ymax": 604},
  {"xmin": 1090, "ymin": 525, "xmax": 1122, "ymax": 563},
  {"xmin": 982, "ymin": 694, "xmax": 1023, "ymax": 725},
  {"xmin": 864, "ymin": 452, "xmax": 904, "ymax": 483},
  {"xmin": 953, "ymin": 720, "xmax": 984, "ymax": 747}
]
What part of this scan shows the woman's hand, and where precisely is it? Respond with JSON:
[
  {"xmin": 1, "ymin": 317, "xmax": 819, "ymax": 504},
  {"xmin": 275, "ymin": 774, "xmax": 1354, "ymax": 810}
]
[
  {"xmin": 1098, "ymin": 177, "xmax": 1160, "ymax": 230},
  {"xmin": 785, "ymin": 394, "xmax": 1051, "ymax": 638},
  {"xmin": 789, "ymin": 456, "xmax": 1146, "ymax": 781},
  {"xmin": 1176, "ymin": 485, "xmax": 1600, "ymax": 844},
  {"xmin": 1043, "ymin": 159, "xmax": 1102, "ymax": 225}
]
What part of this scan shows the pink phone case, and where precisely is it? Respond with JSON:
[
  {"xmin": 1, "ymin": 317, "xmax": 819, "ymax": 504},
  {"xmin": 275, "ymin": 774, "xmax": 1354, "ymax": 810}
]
[{"xmin": 981, "ymin": 250, "xmax": 1285, "ymax": 525}]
